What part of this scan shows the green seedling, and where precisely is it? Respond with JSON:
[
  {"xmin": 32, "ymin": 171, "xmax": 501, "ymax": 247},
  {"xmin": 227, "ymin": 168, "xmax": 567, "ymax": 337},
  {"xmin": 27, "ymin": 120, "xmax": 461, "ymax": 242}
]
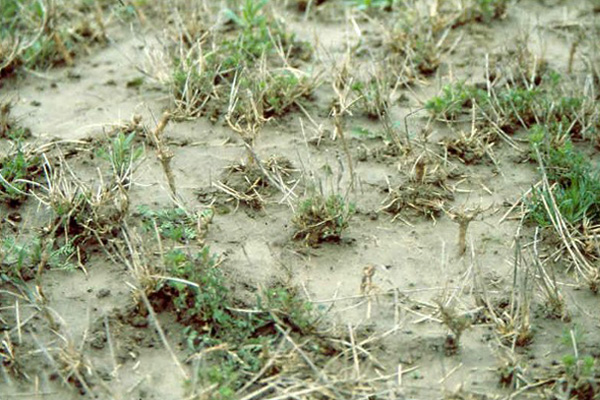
[
  {"xmin": 351, "ymin": 74, "xmax": 391, "ymax": 119},
  {"xmin": 553, "ymin": 326, "xmax": 599, "ymax": 399},
  {"xmin": 427, "ymin": 70, "xmax": 598, "ymax": 141},
  {"xmin": 96, "ymin": 131, "xmax": 143, "ymax": 184},
  {"xmin": 1, "ymin": 0, "xmax": 107, "ymax": 77}
]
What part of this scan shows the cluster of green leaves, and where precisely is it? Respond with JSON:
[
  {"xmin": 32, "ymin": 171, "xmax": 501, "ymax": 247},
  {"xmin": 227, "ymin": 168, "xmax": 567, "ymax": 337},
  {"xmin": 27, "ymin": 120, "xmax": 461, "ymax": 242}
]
[
  {"xmin": 159, "ymin": 248, "xmax": 231, "ymax": 332},
  {"xmin": 527, "ymin": 126, "xmax": 600, "ymax": 228},
  {"xmin": 235, "ymin": 70, "xmax": 313, "ymax": 119},
  {"xmin": 387, "ymin": 8, "xmax": 446, "ymax": 77},
  {"xmin": 292, "ymin": 194, "xmax": 355, "ymax": 246},
  {"xmin": 425, "ymin": 82, "xmax": 488, "ymax": 120},
  {"xmin": 0, "ymin": 235, "xmax": 41, "ymax": 281},
  {"xmin": 152, "ymin": 247, "xmax": 315, "ymax": 399},
  {"xmin": 0, "ymin": 235, "xmax": 76, "ymax": 281},
  {"xmin": 0, "ymin": 112, "xmax": 40, "ymax": 205},
  {"xmin": 0, "ymin": 147, "xmax": 37, "ymax": 204}
]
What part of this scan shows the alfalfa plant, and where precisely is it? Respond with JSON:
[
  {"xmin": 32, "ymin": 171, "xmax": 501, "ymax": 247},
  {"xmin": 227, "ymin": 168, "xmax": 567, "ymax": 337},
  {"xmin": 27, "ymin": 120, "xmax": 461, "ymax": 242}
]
[
  {"xmin": 526, "ymin": 140, "xmax": 600, "ymax": 292},
  {"xmin": 167, "ymin": 0, "xmax": 313, "ymax": 119},
  {"xmin": 350, "ymin": 65, "xmax": 394, "ymax": 120},
  {"xmin": 1, "ymin": 234, "xmax": 76, "ymax": 280},
  {"xmin": 227, "ymin": 66, "xmax": 318, "ymax": 131},
  {"xmin": 1, "ymin": 102, "xmax": 31, "ymax": 140},
  {"xmin": 138, "ymin": 204, "xmax": 213, "ymax": 245},
  {"xmin": 381, "ymin": 152, "xmax": 455, "ymax": 221},
  {"xmin": 427, "ymin": 46, "xmax": 598, "ymax": 141},
  {"xmin": 551, "ymin": 327, "xmax": 599, "ymax": 400},
  {"xmin": 96, "ymin": 130, "xmax": 144, "ymax": 186},
  {"xmin": 425, "ymin": 81, "xmax": 488, "ymax": 121},
  {"xmin": 29, "ymin": 148, "xmax": 133, "ymax": 276},
  {"xmin": 292, "ymin": 193, "xmax": 355, "ymax": 246}
]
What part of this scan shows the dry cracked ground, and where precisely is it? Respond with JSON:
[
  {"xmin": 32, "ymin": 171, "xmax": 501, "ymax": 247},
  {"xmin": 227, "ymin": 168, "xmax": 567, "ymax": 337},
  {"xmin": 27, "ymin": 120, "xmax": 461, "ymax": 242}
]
[{"xmin": 1, "ymin": 1, "xmax": 600, "ymax": 399}]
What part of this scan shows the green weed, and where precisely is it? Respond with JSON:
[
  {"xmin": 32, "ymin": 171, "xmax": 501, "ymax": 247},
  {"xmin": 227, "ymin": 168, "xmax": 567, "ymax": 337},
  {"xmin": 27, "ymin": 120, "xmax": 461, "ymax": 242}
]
[
  {"xmin": 223, "ymin": 0, "xmax": 268, "ymax": 30},
  {"xmin": 1, "ymin": 103, "xmax": 30, "ymax": 140},
  {"xmin": 0, "ymin": 0, "xmax": 111, "ymax": 77},
  {"xmin": 552, "ymin": 326, "xmax": 598, "ymax": 397},
  {"xmin": 231, "ymin": 69, "xmax": 315, "ymax": 122},
  {"xmin": 385, "ymin": 8, "xmax": 447, "ymax": 78},
  {"xmin": 351, "ymin": 73, "xmax": 391, "ymax": 119}
]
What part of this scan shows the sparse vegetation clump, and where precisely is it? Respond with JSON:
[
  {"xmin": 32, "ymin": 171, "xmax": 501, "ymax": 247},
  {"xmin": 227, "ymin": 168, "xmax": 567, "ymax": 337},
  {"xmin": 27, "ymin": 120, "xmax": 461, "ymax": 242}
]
[
  {"xmin": 213, "ymin": 155, "xmax": 298, "ymax": 210},
  {"xmin": 381, "ymin": 154, "xmax": 455, "ymax": 220},
  {"xmin": 292, "ymin": 193, "xmax": 354, "ymax": 246},
  {"xmin": 0, "ymin": 0, "xmax": 110, "ymax": 78},
  {"xmin": 167, "ymin": 0, "xmax": 317, "ymax": 121},
  {"xmin": 427, "ymin": 66, "xmax": 598, "ymax": 139}
]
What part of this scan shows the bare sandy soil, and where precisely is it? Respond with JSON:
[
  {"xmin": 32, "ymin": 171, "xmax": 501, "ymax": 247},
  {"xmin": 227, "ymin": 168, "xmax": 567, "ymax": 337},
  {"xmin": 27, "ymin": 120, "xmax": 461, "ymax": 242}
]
[{"xmin": 1, "ymin": 1, "xmax": 599, "ymax": 399}]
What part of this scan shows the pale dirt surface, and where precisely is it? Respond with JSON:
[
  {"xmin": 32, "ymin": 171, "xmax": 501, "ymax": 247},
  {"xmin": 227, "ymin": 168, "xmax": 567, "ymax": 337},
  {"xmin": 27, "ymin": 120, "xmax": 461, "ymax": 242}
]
[{"xmin": 1, "ymin": 1, "xmax": 599, "ymax": 399}]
